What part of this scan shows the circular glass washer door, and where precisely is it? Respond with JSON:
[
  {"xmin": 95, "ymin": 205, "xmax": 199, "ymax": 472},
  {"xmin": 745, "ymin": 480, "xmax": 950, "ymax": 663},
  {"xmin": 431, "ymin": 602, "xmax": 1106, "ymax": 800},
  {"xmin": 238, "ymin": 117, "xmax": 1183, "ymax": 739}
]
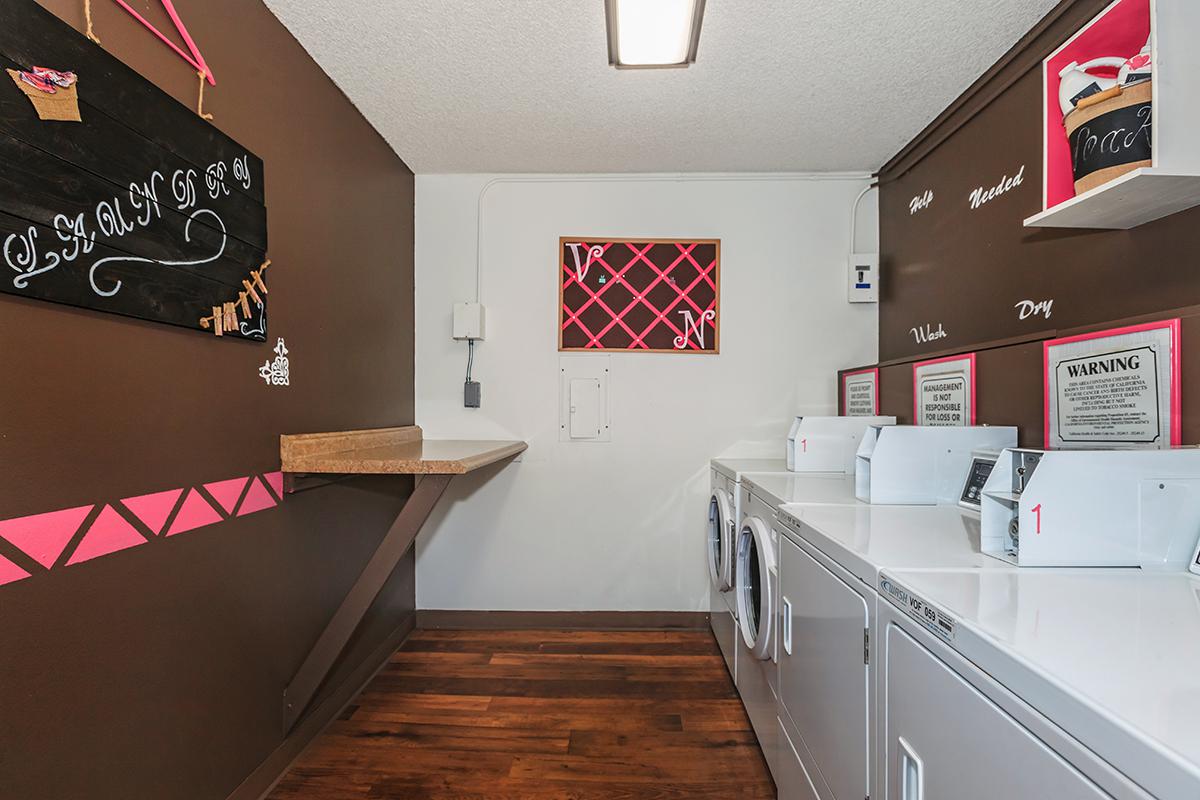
[
  {"xmin": 736, "ymin": 515, "xmax": 776, "ymax": 661},
  {"xmin": 707, "ymin": 490, "xmax": 734, "ymax": 592}
]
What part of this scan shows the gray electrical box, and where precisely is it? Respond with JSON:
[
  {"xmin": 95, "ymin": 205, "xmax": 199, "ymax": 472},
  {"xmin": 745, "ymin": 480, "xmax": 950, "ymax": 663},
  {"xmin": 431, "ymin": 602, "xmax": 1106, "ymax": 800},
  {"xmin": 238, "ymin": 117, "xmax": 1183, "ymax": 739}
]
[{"xmin": 464, "ymin": 380, "xmax": 481, "ymax": 408}]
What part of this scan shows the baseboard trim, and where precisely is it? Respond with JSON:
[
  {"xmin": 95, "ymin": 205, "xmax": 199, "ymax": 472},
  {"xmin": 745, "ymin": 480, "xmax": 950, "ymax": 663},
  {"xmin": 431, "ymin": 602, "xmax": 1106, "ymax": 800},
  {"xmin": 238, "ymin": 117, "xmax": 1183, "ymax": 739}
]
[
  {"xmin": 415, "ymin": 610, "xmax": 710, "ymax": 631},
  {"xmin": 225, "ymin": 611, "xmax": 417, "ymax": 800}
]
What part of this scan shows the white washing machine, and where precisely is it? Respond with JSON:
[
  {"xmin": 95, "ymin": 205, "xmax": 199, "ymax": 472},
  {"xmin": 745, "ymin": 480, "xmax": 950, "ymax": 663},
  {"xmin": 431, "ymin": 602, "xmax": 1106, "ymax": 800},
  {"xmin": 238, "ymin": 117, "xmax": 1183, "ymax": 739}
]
[
  {"xmin": 773, "ymin": 498, "xmax": 1015, "ymax": 800},
  {"xmin": 735, "ymin": 477, "xmax": 787, "ymax": 781},
  {"xmin": 710, "ymin": 458, "xmax": 790, "ymax": 681},
  {"xmin": 877, "ymin": 568, "xmax": 1200, "ymax": 800}
]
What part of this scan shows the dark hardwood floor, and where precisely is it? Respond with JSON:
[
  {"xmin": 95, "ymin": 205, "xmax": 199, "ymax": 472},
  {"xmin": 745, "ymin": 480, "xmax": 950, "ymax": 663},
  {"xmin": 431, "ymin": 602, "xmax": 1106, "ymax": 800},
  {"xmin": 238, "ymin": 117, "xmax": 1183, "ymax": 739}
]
[{"xmin": 268, "ymin": 628, "xmax": 775, "ymax": 799}]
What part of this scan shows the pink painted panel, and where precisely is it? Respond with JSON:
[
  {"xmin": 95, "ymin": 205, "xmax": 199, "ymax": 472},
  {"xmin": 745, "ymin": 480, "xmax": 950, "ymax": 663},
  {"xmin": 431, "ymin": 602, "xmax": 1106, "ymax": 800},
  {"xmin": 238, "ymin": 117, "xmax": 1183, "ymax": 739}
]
[
  {"xmin": 237, "ymin": 477, "xmax": 277, "ymax": 517},
  {"xmin": 166, "ymin": 490, "xmax": 223, "ymax": 537},
  {"xmin": 204, "ymin": 477, "xmax": 248, "ymax": 515},
  {"xmin": 0, "ymin": 554, "xmax": 31, "ymax": 586},
  {"xmin": 0, "ymin": 505, "xmax": 93, "ymax": 568},
  {"xmin": 264, "ymin": 471, "xmax": 284, "ymax": 500},
  {"xmin": 66, "ymin": 506, "xmax": 147, "ymax": 566},
  {"xmin": 121, "ymin": 488, "xmax": 184, "ymax": 536}
]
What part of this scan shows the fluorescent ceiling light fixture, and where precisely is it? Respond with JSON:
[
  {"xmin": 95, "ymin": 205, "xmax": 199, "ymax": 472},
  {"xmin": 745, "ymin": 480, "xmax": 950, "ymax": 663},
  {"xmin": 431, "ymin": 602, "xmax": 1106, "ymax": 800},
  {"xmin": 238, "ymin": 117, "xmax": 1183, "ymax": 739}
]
[{"xmin": 606, "ymin": 0, "xmax": 706, "ymax": 68}]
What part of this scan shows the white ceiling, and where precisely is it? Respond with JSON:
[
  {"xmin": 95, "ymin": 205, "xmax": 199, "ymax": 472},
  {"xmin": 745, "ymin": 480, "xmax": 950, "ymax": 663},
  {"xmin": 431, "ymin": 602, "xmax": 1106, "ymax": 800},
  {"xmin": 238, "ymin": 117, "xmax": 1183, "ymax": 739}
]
[{"xmin": 263, "ymin": 0, "xmax": 1059, "ymax": 174}]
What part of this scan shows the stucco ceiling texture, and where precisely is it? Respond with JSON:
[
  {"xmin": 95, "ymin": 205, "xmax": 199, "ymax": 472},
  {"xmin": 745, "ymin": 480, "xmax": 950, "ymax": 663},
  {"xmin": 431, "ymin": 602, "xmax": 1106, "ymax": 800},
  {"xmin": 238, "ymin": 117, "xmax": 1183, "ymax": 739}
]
[{"xmin": 263, "ymin": 0, "xmax": 1059, "ymax": 174}]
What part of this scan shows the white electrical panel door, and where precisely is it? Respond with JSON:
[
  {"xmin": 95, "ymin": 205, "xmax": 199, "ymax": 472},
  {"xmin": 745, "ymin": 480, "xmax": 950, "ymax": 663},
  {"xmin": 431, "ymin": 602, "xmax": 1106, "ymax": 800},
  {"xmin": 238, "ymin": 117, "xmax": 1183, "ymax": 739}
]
[
  {"xmin": 778, "ymin": 537, "xmax": 869, "ymax": 800},
  {"xmin": 885, "ymin": 625, "xmax": 1115, "ymax": 800},
  {"xmin": 569, "ymin": 379, "xmax": 601, "ymax": 439},
  {"xmin": 559, "ymin": 356, "xmax": 610, "ymax": 442}
]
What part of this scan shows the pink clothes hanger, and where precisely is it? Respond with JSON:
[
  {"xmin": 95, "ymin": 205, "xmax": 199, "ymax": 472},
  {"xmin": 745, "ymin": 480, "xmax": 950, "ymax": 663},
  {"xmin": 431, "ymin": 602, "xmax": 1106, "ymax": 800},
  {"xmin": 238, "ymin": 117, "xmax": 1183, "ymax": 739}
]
[{"xmin": 111, "ymin": 0, "xmax": 215, "ymax": 85}]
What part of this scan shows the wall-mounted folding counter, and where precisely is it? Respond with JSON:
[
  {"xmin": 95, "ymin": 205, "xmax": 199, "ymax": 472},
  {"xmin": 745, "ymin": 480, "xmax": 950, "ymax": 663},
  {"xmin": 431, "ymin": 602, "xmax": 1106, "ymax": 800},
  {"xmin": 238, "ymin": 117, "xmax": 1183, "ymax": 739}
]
[{"xmin": 278, "ymin": 426, "xmax": 526, "ymax": 732}]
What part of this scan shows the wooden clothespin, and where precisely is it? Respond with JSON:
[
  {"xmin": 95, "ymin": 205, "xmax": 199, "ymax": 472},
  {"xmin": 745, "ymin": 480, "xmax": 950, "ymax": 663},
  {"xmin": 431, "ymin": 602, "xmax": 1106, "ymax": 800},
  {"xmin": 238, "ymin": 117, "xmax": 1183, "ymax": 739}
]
[
  {"xmin": 242, "ymin": 278, "xmax": 261, "ymax": 305},
  {"xmin": 222, "ymin": 301, "xmax": 237, "ymax": 330},
  {"xmin": 250, "ymin": 269, "xmax": 268, "ymax": 296},
  {"xmin": 238, "ymin": 291, "xmax": 251, "ymax": 318},
  {"xmin": 212, "ymin": 305, "xmax": 224, "ymax": 336}
]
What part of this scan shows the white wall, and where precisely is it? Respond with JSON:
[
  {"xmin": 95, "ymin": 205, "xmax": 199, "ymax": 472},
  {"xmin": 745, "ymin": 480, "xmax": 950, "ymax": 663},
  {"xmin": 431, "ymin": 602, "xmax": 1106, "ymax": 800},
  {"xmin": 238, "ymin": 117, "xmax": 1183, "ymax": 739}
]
[{"xmin": 414, "ymin": 174, "xmax": 878, "ymax": 611}]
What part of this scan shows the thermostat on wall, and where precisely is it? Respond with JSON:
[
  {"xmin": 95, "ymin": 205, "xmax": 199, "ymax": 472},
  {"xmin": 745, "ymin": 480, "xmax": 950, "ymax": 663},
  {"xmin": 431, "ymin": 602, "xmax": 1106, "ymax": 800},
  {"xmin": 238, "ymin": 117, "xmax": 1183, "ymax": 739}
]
[
  {"xmin": 848, "ymin": 253, "xmax": 879, "ymax": 303},
  {"xmin": 453, "ymin": 302, "xmax": 486, "ymax": 340}
]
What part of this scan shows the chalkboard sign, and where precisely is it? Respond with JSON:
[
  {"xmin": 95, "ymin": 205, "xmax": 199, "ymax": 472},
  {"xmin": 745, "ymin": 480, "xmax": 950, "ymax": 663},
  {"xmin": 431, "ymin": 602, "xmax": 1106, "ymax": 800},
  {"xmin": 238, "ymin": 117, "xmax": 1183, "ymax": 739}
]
[
  {"xmin": 1066, "ymin": 82, "xmax": 1153, "ymax": 195},
  {"xmin": 559, "ymin": 238, "xmax": 720, "ymax": 353},
  {"xmin": 0, "ymin": 0, "xmax": 268, "ymax": 340}
]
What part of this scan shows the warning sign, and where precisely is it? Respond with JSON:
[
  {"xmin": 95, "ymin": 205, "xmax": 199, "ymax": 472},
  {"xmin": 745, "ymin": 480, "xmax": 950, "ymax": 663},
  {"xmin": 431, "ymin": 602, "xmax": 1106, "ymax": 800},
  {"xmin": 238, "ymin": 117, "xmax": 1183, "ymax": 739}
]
[{"xmin": 1046, "ymin": 321, "xmax": 1179, "ymax": 449}]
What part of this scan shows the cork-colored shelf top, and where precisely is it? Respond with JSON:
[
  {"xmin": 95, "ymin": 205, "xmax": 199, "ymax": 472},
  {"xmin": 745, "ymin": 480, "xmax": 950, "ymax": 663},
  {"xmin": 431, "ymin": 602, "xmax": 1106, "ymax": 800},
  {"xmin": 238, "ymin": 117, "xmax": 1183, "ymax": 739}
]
[{"xmin": 281, "ymin": 426, "xmax": 526, "ymax": 475}]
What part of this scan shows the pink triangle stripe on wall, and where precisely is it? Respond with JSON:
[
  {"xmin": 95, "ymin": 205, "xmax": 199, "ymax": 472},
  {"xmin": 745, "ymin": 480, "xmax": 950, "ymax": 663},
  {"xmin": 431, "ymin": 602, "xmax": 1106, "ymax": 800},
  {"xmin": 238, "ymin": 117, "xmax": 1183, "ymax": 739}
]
[{"xmin": 0, "ymin": 473, "xmax": 281, "ymax": 588}]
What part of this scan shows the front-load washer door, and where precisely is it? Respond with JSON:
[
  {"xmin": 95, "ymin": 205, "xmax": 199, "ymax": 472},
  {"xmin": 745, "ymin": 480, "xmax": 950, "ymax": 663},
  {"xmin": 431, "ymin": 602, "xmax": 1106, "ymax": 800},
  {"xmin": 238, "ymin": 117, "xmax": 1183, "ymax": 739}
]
[
  {"xmin": 708, "ymin": 491, "xmax": 734, "ymax": 592},
  {"xmin": 736, "ymin": 515, "xmax": 776, "ymax": 661}
]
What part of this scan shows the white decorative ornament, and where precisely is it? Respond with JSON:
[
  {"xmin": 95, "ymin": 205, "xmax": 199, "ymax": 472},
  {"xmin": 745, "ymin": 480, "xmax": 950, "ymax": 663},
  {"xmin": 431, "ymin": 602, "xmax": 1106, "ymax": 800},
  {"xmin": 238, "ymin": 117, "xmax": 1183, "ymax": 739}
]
[
  {"xmin": 259, "ymin": 338, "xmax": 290, "ymax": 386},
  {"xmin": 674, "ymin": 308, "xmax": 716, "ymax": 349},
  {"xmin": 566, "ymin": 242, "xmax": 605, "ymax": 282}
]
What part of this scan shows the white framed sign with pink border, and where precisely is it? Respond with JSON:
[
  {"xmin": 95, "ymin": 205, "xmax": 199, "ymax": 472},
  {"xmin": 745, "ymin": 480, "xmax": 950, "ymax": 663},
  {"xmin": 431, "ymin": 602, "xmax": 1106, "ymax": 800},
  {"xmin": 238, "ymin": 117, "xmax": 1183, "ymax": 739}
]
[
  {"xmin": 840, "ymin": 367, "xmax": 880, "ymax": 416},
  {"xmin": 913, "ymin": 354, "xmax": 976, "ymax": 426},
  {"xmin": 1044, "ymin": 319, "xmax": 1180, "ymax": 449}
]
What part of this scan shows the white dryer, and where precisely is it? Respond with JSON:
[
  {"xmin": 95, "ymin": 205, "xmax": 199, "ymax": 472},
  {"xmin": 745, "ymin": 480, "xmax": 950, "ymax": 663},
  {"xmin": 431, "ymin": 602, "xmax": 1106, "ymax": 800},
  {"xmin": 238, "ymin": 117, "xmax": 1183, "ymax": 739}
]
[
  {"xmin": 877, "ymin": 568, "xmax": 1200, "ymax": 800},
  {"xmin": 709, "ymin": 458, "xmax": 790, "ymax": 681},
  {"xmin": 773, "ymin": 497, "xmax": 1014, "ymax": 800},
  {"xmin": 733, "ymin": 470, "xmax": 877, "ymax": 783}
]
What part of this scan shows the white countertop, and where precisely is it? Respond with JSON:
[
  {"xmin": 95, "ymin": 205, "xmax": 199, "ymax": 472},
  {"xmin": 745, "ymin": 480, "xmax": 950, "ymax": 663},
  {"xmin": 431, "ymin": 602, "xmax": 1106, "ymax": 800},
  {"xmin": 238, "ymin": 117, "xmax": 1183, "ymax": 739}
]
[
  {"xmin": 883, "ymin": 567, "xmax": 1200, "ymax": 799},
  {"xmin": 777, "ymin": 502, "xmax": 1010, "ymax": 585}
]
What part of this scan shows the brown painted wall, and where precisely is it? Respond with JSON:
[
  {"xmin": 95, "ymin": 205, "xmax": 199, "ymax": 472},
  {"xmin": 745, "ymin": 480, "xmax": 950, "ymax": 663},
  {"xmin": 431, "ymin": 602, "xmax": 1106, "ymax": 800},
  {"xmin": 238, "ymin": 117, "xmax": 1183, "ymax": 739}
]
[
  {"xmin": 872, "ymin": 0, "xmax": 1200, "ymax": 447},
  {"xmin": 0, "ymin": 2, "xmax": 415, "ymax": 799}
]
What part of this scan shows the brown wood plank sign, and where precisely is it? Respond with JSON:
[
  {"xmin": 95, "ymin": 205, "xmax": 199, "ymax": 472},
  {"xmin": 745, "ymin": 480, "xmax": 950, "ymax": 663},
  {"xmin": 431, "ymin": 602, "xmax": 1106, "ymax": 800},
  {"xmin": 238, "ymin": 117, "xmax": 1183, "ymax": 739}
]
[
  {"xmin": 559, "ymin": 238, "xmax": 720, "ymax": 353},
  {"xmin": 0, "ymin": 0, "xmax": 268, "ymax": 340}
]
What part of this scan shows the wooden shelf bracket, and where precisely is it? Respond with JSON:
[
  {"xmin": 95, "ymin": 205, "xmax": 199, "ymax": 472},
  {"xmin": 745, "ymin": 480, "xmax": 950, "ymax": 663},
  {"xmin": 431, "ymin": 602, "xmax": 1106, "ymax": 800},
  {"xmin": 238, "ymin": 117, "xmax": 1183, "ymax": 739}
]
[{"xmin": 281, "ymin": 473, "xmax": 452, "ymax": 733}]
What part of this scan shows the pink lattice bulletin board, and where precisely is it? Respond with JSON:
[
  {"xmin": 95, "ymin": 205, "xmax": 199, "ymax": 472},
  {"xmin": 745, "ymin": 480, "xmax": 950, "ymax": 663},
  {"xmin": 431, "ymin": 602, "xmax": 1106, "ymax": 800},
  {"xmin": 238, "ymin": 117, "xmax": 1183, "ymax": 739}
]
[{"xmin": 559, "ymin": 238, "xmax": 720, "ymax": 353}]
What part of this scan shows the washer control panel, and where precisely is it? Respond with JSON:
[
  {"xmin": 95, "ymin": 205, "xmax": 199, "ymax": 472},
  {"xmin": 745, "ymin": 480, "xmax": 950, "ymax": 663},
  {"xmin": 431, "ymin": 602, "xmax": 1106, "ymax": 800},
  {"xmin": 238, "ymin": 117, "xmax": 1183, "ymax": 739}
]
[{"xmin": 958, "ymin": 450, "xmax": 999, "ymax": 510}]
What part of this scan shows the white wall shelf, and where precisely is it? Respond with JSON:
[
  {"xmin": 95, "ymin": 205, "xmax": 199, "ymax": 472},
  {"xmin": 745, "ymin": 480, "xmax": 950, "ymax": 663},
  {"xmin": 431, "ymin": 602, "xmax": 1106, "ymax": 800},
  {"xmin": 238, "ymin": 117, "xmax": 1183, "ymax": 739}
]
[
  {"xmin": 1024, "ymin": 167, "xmax": 1200, "ymax": 229},
  {"xmin": 1025, "ymin": 0, "xmax": 1200, "ymax": 230}
]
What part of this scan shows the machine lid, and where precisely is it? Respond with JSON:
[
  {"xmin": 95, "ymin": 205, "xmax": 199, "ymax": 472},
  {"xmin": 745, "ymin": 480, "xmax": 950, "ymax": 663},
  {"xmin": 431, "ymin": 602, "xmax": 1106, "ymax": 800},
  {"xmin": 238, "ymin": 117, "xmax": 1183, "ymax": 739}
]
[
  {"xmin": 711, "ymin": 457, "xmax": 789, "ymax": 482},
  {"xmin": 736, "ymin": 515, "xmax": 775, "ymax": 660}
]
